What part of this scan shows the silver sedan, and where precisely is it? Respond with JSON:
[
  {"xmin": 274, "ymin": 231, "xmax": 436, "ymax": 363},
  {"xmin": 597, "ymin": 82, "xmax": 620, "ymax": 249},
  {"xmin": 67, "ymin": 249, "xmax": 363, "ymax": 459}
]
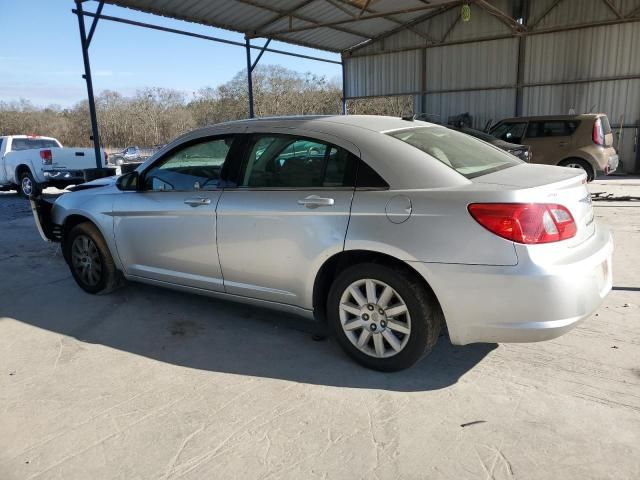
[{"xmin": 31, "ymin": 115, "xmax": 613, "ymax": 371}]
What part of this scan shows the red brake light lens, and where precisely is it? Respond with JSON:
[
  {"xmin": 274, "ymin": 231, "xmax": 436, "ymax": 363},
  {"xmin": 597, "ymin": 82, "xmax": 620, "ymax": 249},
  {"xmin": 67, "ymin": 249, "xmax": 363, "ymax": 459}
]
[
  {"xmin": 592, "ymin": 118, "xmax": 604, "ymax": 145},
  {"xmin": 40, "ymin": 149, "xmax": 52, "ymax": 165},
  {"xmin": 468, "ymin": 203, "xmax": 577, "ymax": 244},
  {"xmin": 104, "ymin": 151, "xmax": 108, "ymax": 164}
]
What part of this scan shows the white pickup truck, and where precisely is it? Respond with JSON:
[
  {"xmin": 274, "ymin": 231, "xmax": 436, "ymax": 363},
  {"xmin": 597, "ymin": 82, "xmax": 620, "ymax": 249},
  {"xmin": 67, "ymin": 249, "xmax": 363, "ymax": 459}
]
[{"xmin": 0, "ymin": 135, "xmax": 109, "ymax": 197}]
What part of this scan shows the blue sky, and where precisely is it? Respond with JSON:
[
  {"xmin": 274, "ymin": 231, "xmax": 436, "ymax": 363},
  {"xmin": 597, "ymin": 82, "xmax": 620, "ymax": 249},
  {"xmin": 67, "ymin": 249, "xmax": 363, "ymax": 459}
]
[{"xmin": 0, "ymin": 0, "xmax": 341, "ymax": 107}]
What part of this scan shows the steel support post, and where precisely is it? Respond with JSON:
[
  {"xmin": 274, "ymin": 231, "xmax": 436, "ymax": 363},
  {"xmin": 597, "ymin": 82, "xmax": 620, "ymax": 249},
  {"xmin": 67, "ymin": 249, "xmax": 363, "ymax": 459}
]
[
  {"xmin": 75, "ymin": 1, "xmax": 103, "ymax": 168},
  {"xmin": 245, "ymin": 37, "xmax": 254, "ymax": 118}
]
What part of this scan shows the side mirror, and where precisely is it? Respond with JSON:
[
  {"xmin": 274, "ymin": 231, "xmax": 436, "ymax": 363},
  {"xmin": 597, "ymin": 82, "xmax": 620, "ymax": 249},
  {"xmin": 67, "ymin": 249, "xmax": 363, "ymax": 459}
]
[{"xmin": 116, "ymin": 171, "xmax": 139, "ymax": 191}]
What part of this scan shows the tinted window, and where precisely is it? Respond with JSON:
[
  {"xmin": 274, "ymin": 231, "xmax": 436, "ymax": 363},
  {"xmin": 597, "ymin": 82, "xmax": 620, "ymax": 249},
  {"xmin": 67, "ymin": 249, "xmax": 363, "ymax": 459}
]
[
  {"xmin": 388, "ymin": 126, "xmax": 522, "ymax": 179},
  {"xmin": 241, "ymin": 135, "xmax": 356, "ymax": 188},
  {"xmin": 526, "ymin": 121, "xmax": 579, "ymax": 138},
  {"xmin": 0, "ymin": 138, "xmax": 4, "ymax": 153},
  {"xmin": 11, "ymin": 138, "xmax": 59, "ymax": 151},
  {"xmin": 356, "ymin": 161, "xmax": 388, "ymax": 188},
  {"xmin": 490, "ymin": 122, "xmax": 526, "ymax": 143},
  {"xmin": 143, "ymin": 137, "xmax": 233, "ymax": 191}
]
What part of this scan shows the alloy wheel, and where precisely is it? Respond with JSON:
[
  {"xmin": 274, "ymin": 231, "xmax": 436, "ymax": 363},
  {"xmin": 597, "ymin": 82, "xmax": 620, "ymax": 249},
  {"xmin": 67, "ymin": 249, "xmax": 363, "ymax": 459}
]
[
  {"xmin": 71, "ymin": 235, "xmax": 103, "ymax": 287},
  {"xmin": 339, "ymin": 279, "xmax": 411, "ymax": 358},
  {"xmin": 21, "ymin": 176, "xmax": 33, "ymax": 196}
]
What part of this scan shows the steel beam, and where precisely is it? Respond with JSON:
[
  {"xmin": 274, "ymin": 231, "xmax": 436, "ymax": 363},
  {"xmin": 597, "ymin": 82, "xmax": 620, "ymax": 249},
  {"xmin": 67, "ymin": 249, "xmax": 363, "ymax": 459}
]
[
  {"xmin": 346, "ymin": 4, "xmax": 458, "ymax": 54},
  {"xmin": 245, "ymin": 38, "xmax": 254, "ymax": 118},
  {"xmin": 251, "ymin": 38, "xmax": 272, "ymax": 71},
  {"xmin": 73, "ymin": 9, "xmax": 341, "ymax": 65},
  {"xmin": 262, "ymin": 2, "xmax": 461, "ymax": 37},
  {"xmin": 348, "ymin": 15, "xmax": 640, "ymax": 58},
  {"xmin": 515, "ymin": 0, "xmax": 529, "ymax": 116},
  {"xmin": 342, "ymin": 72, "xmax": 640, "ymax": 100},
  {"xmin": 530, "ymin": 0, "xmax": 563, "ymax": 29},
  {"xmin": 239, "ymin": 0, "xmax": 368, "ymax": 42},
  {"xmin": 602, "ymin": 0, "xmax": 623, "ymax": 19},
  {"xmin": 341, "ymin": 57, "xmax": 347, "ymax": 114},
  {"xmin": 86, "ymin": 0, "xmax": 104, "ymax": 47},
  {"xmin": 75, "ymin": 1, "xmax": 102, "ymax": 169}
]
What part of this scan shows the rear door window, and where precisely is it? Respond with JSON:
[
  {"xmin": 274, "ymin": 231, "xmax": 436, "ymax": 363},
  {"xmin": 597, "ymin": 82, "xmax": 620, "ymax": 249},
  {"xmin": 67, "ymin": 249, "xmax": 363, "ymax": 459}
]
[
  {"xmin": 526, "ymin": 121, "xmax": 579, "ymax": 138},
  {"xmin": 10, "ymin": 138, "xmax": 60, "ymax": 151},
  {"xmin": 241, "ymin": 135, "xmax": 357, "ymax": 188}
]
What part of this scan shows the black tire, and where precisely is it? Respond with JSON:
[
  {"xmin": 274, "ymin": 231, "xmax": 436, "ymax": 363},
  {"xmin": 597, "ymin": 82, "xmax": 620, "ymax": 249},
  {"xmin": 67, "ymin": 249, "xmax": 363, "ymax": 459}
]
[
  {"xmin": 19, "ymin": 170, "xmax": 41, "ymax": 198},
  {"xmin": 327, "ymin": 263, "xmax": 442, "ymax": 371},
  {"xmin": 64, "ymin": 222, "xmax": 122, "ymax": 294},
  {"xmin": 559, "ymin": 158, "xmax": 595, "ymax": 182}
]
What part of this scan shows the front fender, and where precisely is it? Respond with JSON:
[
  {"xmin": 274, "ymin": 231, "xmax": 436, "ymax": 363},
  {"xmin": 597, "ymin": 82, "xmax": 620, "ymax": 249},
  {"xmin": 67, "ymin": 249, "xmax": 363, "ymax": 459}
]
[{"xmin": 52, "ymin": 190, "xmax": 122, "ymax": 271}]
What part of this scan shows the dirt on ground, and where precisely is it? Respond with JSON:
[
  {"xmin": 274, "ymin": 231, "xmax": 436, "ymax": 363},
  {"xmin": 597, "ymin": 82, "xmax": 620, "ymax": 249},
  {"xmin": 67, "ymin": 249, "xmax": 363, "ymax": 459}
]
[{"xmin": 0, "ymin": 180, "xmax": 639, "ymax": 480}]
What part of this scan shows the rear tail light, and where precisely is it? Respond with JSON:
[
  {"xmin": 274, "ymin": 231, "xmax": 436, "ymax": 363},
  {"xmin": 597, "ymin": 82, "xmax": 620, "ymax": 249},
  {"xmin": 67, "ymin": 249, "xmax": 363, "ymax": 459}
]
[
  {"xmin": 592, "ymin": 118, "xmax": 604, "ymax": 145},
  {"xmin": 104, "ymin": 151, "xmax": 109, "ymax": 165},
  {"xmin": 40, "ymin": 149, "xmax": 52, "ymax": 165},
  {"xmin": 468, "ymin": 203, "xmax": 577, "ymax": 244}
]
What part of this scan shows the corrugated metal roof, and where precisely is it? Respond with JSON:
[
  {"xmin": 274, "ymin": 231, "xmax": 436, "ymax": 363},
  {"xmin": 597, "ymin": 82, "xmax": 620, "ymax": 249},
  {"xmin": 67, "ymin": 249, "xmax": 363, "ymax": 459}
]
[{"xmin": 101, "ymin": 0, "xmax": 461, "ymax": 52}]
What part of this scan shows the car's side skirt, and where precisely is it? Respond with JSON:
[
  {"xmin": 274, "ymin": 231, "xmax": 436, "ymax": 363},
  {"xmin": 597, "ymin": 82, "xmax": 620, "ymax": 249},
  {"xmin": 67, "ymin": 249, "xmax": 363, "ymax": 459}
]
[{"xmin": 127, "ymin": 274, "xmax": 316, "ymax": 320}]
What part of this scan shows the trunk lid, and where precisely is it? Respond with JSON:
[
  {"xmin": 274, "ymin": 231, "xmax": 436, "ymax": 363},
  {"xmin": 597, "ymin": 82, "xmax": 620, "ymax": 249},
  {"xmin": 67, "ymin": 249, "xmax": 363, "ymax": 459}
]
[{"xmin": 473, "ymin": 164, "xmax": 595, "ymax": 246}]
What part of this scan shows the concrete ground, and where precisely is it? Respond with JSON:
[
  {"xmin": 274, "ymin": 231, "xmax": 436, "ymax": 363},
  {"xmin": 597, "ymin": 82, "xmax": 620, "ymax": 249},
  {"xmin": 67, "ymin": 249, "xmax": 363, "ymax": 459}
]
[{"xmin": 1, "ymin": 179, "xmax": 639, "ymax": 480}]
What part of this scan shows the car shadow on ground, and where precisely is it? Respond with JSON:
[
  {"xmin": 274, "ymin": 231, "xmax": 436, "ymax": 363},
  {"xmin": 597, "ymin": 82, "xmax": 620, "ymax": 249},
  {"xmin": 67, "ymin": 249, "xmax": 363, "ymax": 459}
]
[
  {"xmin": 1, "ymin": 192, "xmax": 497, "ymax": 392},
  {"xmin": 9, "ymin": 280, "xmax": 497, "ymax": 392}
]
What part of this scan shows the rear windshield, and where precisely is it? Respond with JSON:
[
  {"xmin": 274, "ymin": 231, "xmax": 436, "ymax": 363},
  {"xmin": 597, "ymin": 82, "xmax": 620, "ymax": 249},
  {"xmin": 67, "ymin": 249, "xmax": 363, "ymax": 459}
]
[
  {"xmin": 455, "ymin": 127, "xmax": 497, "ymax": 143},
  {"xmin": 387, "ymin": 126, "xmax": 522, "ymax": 179},
  {"xmin": 11, "ymin": 138, "xmax": 59, "ymax": 151}
]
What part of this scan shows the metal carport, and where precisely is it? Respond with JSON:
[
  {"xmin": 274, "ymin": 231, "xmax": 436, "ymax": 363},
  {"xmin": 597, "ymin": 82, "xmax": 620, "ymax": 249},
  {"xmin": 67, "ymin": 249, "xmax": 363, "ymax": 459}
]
[{"xmin": 74, "ymin": 0, "xmax": 640, "ymax": 172}]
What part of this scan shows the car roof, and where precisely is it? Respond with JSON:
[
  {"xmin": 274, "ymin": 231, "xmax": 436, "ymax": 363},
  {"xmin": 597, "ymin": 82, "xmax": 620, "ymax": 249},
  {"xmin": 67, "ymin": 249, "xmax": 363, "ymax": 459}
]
[
  {"xmin": 497, "ymin": 114, "xmax": 603, "ymax": 122},
  {"xmin": 214, "ymin": 115, "xmax": 426, "ymax": 133},
  {"xmin": 144, "ymin": 115, "xmax": 469, "ymax": 190}
]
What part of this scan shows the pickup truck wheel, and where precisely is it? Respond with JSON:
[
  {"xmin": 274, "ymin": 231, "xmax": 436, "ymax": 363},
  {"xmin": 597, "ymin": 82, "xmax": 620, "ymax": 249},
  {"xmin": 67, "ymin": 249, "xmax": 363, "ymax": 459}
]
[
  {"xmin": 327, "ymin": 263, "xmax": 442, "ymax": 372},
  {"xmin": 65, "ymin": 222, "xmax": 122, "ymax": 295},
  {"xmin": 20, "ymin": 171, "xmax": 40, "ymax": 198}
]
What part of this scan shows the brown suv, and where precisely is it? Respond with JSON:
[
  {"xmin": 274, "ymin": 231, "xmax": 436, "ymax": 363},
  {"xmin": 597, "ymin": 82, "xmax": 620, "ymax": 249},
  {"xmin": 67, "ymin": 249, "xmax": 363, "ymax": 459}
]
[{"xmin": 489, "ymin": 114, "xmax": 618, "ymax": 181}]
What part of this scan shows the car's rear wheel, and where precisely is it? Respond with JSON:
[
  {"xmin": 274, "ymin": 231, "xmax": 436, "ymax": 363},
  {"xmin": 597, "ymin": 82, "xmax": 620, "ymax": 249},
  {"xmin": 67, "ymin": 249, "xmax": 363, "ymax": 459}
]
[
  {"xmin": 20, "ymin": 171, "xmax": 40, "ymax": 198},
  {"xmin": 559, "ymin": 158, "xmax": 594, "ymax": 182},
  {"xmin": 327, "ymin": 263, "xmax": 442, "ymax": 371},
  {"xmin": 65, "ymin": 222, "xmax": 122, "ymax": 294}
]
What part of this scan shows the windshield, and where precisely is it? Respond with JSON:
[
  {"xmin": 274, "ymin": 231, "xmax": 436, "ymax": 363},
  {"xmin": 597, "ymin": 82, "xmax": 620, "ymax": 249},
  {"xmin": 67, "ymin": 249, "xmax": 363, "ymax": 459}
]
[{"xmin": 387, "ymin": 126, "xmax": 522, "ymax": 179}]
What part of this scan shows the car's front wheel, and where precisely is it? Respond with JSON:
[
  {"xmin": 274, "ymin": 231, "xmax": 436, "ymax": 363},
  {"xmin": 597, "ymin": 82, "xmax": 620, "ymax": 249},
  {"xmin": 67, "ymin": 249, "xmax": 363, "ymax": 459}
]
[
  {"xmin": 327, "ymin": 263, "xmax": 442, "ymax": 371},
  {"xmin": 65, "ymin": 222, "xmax": 122, "ymax": 294}
]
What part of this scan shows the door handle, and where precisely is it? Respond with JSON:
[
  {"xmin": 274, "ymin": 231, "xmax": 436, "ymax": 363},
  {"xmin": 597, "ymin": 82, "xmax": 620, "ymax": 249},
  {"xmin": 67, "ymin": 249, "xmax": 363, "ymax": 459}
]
[
  {"xmin": 184, "ymin": 197, "xmax": 211, "ymax": 207},
  {"xmin": 558, "ymin": 141, "xmax": 569, "ymax": 147},
  {"xmin": 297, "ymin": 195, "xmax": 335, "ymax": 209}
]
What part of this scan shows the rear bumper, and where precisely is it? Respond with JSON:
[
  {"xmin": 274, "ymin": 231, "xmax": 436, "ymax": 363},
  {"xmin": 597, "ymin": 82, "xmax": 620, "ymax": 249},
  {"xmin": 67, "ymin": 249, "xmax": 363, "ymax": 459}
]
[
  {"xmin": 42, "ymin": 169, "xmax": 85, "ymax": 187},
  {"xmin": 596, "ymin": 154, "xmax": 619, "ymax": 176},
  {"xmin": 410, "ymin": 224, "xmax": 613, "ymax": 345},
  {"xmin": 606, "ymin": 154, "xmax": 619, "ymax": 174}
]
